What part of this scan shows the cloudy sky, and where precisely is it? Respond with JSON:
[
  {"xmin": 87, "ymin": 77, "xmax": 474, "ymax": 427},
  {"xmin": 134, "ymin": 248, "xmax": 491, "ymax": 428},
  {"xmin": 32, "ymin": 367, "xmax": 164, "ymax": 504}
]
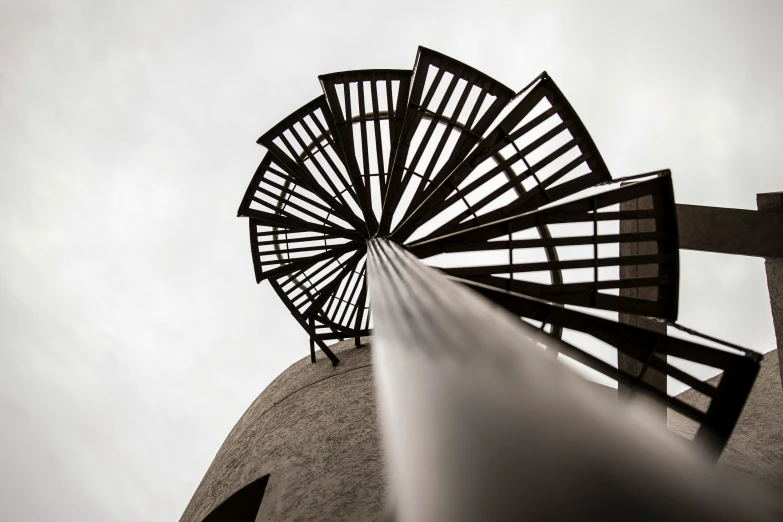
[{"xmin": 1, "ymin": 1, "xmax": 781, "ymax": 521}]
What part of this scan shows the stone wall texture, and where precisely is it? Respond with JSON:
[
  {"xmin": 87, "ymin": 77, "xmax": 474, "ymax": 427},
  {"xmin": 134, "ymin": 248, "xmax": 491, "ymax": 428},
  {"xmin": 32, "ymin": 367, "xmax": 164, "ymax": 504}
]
[
  {"xmin": 179, "ymin": 338, "xmax": 386, "ymax": 522},
  {"xmin": 181, "ymin": 338, "xmax": 781, "ymax": 521},
  {"xmin": 756, "ymin": 192, "xmax": 783, "ymax": 386},
  {"xmin": 669, "ymin": 349, "xmax": 783, "ymax": 495}
]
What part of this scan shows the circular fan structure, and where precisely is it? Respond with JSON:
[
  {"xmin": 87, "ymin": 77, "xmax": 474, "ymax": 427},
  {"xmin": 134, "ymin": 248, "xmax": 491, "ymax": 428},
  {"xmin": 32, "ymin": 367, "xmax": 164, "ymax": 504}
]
[
  {"xmin": 237, "ymin": 47, "xmax": 682, "ymax": 364},
  {"xmin": 238, "ymin": 46, "xmax": 765, "ymax": 454}
]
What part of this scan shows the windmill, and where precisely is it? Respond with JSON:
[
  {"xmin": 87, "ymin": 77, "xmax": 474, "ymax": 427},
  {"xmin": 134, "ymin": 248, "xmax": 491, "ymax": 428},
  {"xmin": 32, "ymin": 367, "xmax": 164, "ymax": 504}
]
[{"xmin": 237, "ymin": 46, "xmax": 760, "ymax": 457}]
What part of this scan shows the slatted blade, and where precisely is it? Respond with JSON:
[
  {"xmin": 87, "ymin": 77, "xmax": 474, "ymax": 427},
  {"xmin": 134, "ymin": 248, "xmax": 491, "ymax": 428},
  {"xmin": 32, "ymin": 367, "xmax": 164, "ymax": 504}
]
[
  {"xmin": 410, "ymin": 173, "xmax": 679, "ymax": 320},
  {"xmin": 320, "ymin": 69, "xmax": 412, "ymax": 234},
  {"xmin": 271, "ymin": 247, "xmax": 370, "ymax": 339},
  {"xmin": 378, "ymin": 46, "xmax": 515, "ymax": 235},
  {"xmin": 257, "ymin": 96, "xmax": 369, "ymax": 234},
  {"xmin": 459, "ymin": 278, "xmax": 759, "ymax": 454},
  {"xmin": 238, "ymin": 151, "xmax": 366, "ymax": 282},
  {"xmin": 395, "ymin": 73, "xmax": 612, "ymax": 244}
]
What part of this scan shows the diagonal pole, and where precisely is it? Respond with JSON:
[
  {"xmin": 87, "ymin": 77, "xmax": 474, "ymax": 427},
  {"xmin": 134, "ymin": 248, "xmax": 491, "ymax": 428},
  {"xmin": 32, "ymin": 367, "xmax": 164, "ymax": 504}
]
[
  {"xmin": 757, "ymin": 192, "xmax": 783, "ymax": 389},
  {"xmin": 366, "ymin": 238, "xmax": 777, "ymax": 522}
]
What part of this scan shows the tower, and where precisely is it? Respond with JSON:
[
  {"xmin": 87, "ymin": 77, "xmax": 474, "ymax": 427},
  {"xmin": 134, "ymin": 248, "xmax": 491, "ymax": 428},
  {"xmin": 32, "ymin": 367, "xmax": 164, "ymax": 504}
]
[{"xmin": 180, "ymin": 47, "xmax": 775, "ymax": 521}]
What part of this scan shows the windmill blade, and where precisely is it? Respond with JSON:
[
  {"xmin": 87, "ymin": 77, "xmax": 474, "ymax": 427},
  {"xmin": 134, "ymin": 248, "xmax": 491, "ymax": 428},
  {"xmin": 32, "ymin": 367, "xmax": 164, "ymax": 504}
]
[
  {"xmin": 272, "ymin": 249, "xmax": 370, "ymax": 341},
  {"xmin": 395, "ymin": 73, "xmax": 612, "ymax": 244},
  {"xmin": 246, "ymin": 220, "xmax": 357, "ymax": 284},
  {"xmin": 378, "ymin": 46, "xmax": 515, "ymax": 235},
  {"xmin": 458, "ymin": 277, "xmax": 759, "ymax": 453},
  {"xmin": 256, "ymin": 96, "xmax": 369, "ymax": 234},
  {"xmin": 239, "ymin": 152, "xmax": 365, "ymax": 237},
  {"xmin": 318, "ymin": 264, "xmax": 370, "ymax": 339},
  {"xmin": 410, "ymin": 173, "xmax": 679, "ymax": 320},
  {"xmin": 238, "ymin": 150, "xmax": 366, "ymax": 283},
  {"xmin": 248, "ymin": 228, "xmax": 360, "ymax": 283},
  {"xmin": 300, "ymin": 248, "xmax": 366, "ymax": 319},
  {"xmin": 319, "ymin": 69, "xmax": 412, "ymax": 233}
]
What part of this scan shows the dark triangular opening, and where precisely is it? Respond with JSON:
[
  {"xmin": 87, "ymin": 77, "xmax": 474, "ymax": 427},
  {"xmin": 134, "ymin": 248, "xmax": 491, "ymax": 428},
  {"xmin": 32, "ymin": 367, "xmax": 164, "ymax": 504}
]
[{"xmin": 201, "ymin": 475, "xmax": 269, "ymax": 522}]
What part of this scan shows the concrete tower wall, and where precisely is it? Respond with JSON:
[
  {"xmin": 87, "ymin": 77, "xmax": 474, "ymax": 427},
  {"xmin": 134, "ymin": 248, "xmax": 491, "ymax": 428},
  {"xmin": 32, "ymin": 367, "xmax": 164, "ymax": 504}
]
[
  {"xmin": 668, "ymin": 349, "xmax": 783, "ymax": 495},
  {"xmin": 181, "ymin": 338, "xmax": 782, "ymax": 521},
  {"xmin": 179, "ymin": 339, "xmax": 385, "ymax": 522}
]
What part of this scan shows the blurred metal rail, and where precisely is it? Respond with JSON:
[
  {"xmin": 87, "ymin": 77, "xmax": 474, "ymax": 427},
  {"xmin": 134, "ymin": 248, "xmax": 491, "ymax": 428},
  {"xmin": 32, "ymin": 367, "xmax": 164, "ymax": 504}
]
[{"xmin": 367, "ymin": 238, "xmax": 778, "ymax": 522}]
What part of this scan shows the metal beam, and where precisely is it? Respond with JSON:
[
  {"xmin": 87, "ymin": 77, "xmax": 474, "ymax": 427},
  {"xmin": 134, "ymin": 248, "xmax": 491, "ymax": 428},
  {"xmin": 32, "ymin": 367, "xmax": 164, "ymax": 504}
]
[
  {"xmin": 757, "ymin": 192, "xmax": 783, "ymax": 388},
  {"xmin": 620, "ymin": 194, "xmax": 667, "ymax": 422},
  {"xmin": 366, "ymin": 238, "xmax": 776, "ymax": 522},
  {"xmin": 677, "ymin": 195, "xmax": 783, "ymax": 391},
  {"xmin": 676, "ymin": 203, "xmax": 783, "ymax": 259}
]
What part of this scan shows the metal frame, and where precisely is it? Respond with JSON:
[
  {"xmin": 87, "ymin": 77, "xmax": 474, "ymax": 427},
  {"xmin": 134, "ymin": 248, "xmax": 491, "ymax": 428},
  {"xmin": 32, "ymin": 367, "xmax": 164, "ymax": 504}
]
[
  {"xmin": 235, "ymin": 46, "xmax": 761, "ymax": 453},
  {"xmin": 459, "ymin": 276, "xmax": 758, "ymax": 452},
  {"xmin": 366, "ymin": 240, "xmax": 767, "ymax": 521},
  {"xmin": 409, "ymin": 173, "xmax": 680, "ymax": 320},
  {"xmin": 392, "ymin": 72, "xmax": 611, "ymax": 243}
]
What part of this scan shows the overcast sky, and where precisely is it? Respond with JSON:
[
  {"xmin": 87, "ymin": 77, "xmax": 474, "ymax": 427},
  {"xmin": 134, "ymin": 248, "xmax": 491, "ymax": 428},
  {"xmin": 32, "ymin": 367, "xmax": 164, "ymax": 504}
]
[{"xmin": 1, "ymin": 1, "xmax": 781, "ymax": 521}]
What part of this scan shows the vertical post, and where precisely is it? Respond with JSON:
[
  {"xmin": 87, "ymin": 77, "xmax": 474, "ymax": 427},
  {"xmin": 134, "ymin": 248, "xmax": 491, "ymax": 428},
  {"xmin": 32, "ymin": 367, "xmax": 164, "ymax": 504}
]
[
  {"xmin": 308, "ymin": 317, "xmax": 316, "ymax": 363},
  {"xmin": 757, "ymin": 192, "xmax": 783, "ymax": 390},
  {"xmin": 619, "ymin": 194, "xmax": 667, "ymax": 422}
]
